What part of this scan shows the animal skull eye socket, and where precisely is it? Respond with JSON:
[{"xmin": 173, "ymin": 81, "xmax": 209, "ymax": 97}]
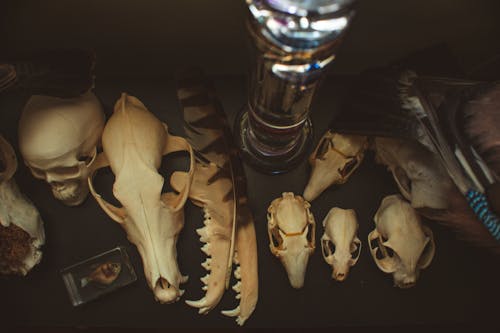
[
  {"xmin": 370, "ymin": 236, "xmax": 394, "ymax": 259},
  {"xmin": 418, "ymin": 237, "xmax": 435, "ymax": 268},
  {"xmin": 322, "ymin": 239, "xmax": 335, "ymax": 257},
  {"xmin": 306, "ymin": 223, "xmax": 314, "ymax": 244},
  {"xmin": 339, "ymin": 157, "xmax": 358, "ymax": 178},
  {"xmin": 0, "ymin": 158, "xmax": 5, "ymax": 173},
  {"xmin": 270, "ymin": 227, "xmax": 284, "ymax": 250},
  {"xmin": 351, "ymin": 242, "xmax": 361, "ymax": 260},
  {"xmin": 315, "ymin": 137, "xmax": 332, "ymax": 160}
]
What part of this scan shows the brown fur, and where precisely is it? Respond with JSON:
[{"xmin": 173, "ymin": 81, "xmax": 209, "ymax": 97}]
[{"xmin": 463, "ymin": 83, "xmax": 500, "ymax": 177}]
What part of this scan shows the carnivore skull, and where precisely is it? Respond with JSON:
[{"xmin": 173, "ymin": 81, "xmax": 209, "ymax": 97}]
[
  {"xmin": 0, "ymin": 135, "xmax": 45, "ymax": 275},
  {"xmin": 304, "ymin": 131, "xmax": 368, "ymax": 202},
  {"xmin": 368, "ymin": 195, "xmax": 435, "ymax": 288},
  {"xmin": 267, "ymin": 192, "xmax": 315, "ymax": 288},
  {"xmin": 374, "ymin": 137, "xmax": 453, "ymax": 211},
  {"xmin": 88, "ymin": 93, "xmax": 194, "ymax": 303},
  {"xmin": 321, "ymin": 208, "xmax": 361, "ymax": 281},
  {"xmin": 18, "ymin": 92, "xmax": 105, "ymax": 206}
]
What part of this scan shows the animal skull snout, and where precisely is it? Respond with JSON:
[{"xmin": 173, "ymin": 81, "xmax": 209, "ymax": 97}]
[
  {"xmin": 268, "ymin": 193, "xmax": 315, "ymax": 289},
  {"xmin": 321, "ymin": 208, "xmax": 361, "ymax": 282}
]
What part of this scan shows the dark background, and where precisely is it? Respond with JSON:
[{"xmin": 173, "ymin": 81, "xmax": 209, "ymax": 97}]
[{"xmin": 1, "ymin": 0, "xmax": 500, "ymax": 329}]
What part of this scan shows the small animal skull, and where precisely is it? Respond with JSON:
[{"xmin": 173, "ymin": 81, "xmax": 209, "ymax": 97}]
[
  {"xmin": 18, "ymin": 92, "xmax": 105, "ymax": 206},
  {"xmin": 304, "ymin": 131, "xmax": 368, "ymax": 202},
  {"xmin": 373, "ymin": 137, "xmax": 453, "ymax": 211},
  {"xmin": 368, "ymin": 195, "xmax": 435, "ymax": 288},
  {"xmin": 267, "ymin": 192, "xmax": 315, "ymax": 289},
  {"xmin": 321, "ymin": 208, "xmax": 361, "ymax": 281},
  {"xmin": 89, "ymin": 94, "xmax": 194, "ymax": 303},
  {"xmin": 0, "ymin": 135, "xmax": 45, "ymax": 275}
]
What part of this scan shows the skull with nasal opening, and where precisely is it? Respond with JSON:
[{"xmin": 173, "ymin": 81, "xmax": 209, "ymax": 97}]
[
  {"xmin": 304, "ymin": 131, "xmax": 368, "ymax": 202},
  {"xmin": 368, "ymin": 195, "xmax": 435, "ymax": 288},
  {"xmin": 321, "ymin": 207, "xmax": 361, "ymax": 282},
  {"xmin": 267, "ymin": 192, "xmax": 315, "ymax": 289},
  {"xmin": 19, "ymin": 92, "xmax": 105, "ymax": 206},
  {"xmin": 88, "ymin": 93, "xmax": 194, "ymax": 303}
]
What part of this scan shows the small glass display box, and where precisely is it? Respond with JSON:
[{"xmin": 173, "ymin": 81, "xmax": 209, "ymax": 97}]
[{"xmin": 61, "ymin": 246, "xmax": 137, "ymax": 306}]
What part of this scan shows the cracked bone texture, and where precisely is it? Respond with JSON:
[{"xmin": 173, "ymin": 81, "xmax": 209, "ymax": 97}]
[
  {"xmin": 321, "ymin": 208, "xmax": 361, "ymax": 282},
  {"xmin": 368, "ymin": 194, "xmax": 435, "ymax": 288},
  {"xmin": 373, "ymin": 137, "xmax": 454, "ymax": 211},
  {"xmin": 304, "ymin": 131, "xmax": 368, "ymax": 202},
  {"xmin": 18, "ymin": 92, "xmax": 105, "ymax": 206},
  {"xmin": 88, "ymin": 93, "xmax": 194, "ymax": 303},
  {"xmin": 267, "ymin": 192, "xmax": 315, "ymax": 289},
  {"xmin": 0, "ymin": 135, "xmax": 45, "ymax": 275}
]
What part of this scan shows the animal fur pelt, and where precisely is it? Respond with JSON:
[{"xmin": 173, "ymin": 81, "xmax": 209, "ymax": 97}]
[
  {"xmin": 0, "ymin": 49, "xmax": 95, "ymax": 98},
  {"xmin": 330, "ymin": 67, "xmax": 500, "ymax": 252}
]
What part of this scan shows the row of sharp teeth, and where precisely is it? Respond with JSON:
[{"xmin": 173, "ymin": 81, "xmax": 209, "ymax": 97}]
[{"xmin": 189, "ymin": 207, "xmax": 244, "ymax": 324}]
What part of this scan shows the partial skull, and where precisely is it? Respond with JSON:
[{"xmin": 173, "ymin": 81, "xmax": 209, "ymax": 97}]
[
  {"xmin": 18, "ymin": 92, "xmax": 105, "ymax": 206},
  {"xmin": 368, "ymin": 195, "xmax": 435, "ymax": 288},
  {"xmin": 267, "ymin": 192, "xmax": 315, "ymax": 289},
  {"xmin": 304, "ymin": 131, "xmax": 368, "ymax": 202},
  {"xmin": 373, "ymin": 137, "xmax": 453, "ymax": 211},
  {"xmin": 321, "ymin": 208, "xmax": 361, "ymax": 281},
  {"xmin": 0, "ymin": 135, "xmax": 45, "ymax": 275}
]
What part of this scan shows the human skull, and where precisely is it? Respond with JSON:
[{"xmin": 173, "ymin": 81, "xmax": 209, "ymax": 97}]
[
  {"xmin": 321, "ymin": 207, "xmax": 361, "ymax": 282},
  {"xmin": 368, "ymin": 195, "xmax": 435, "ymax": 288},
  {"xmin": 0, "ymin": 134, "xmax": 45, "ymax": 275},
  {"xmin": 373, "ymin": 137, "xmax": 453, "ymax": 211},
  {"xmin": 304, "ymin": 131, "xmax": 368, "ymax": 202},
  {"xmin": 18, "ymin": 92, "xmax": 105, "ymax": 206},
  {"xmin": 267, "ymin": 192, "xmax": 315, "ymax": 289},
  {"xmin": 89, "ymin": 93, "xmax": 194, "ymax": 303}
]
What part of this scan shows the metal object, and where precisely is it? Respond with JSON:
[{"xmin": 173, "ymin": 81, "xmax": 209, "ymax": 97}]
[{"xmin": 235, "ymin": 0, "xmax": 357, "ymax": 173}]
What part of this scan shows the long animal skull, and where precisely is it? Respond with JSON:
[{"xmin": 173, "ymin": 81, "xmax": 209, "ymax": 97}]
[
  {"xmin": 321, "ymin": 207, "xmax": 361, "ymax": 281},
  {"xmin": 267, "ymin": 192, "xmax": 315, "ymax": 289},
  {"xmin": 368, "ymin": 195, "xmax": 435, "ymax": 288},
  {"xmin": 19, "ymin": 92, "xmax": 105, "ymax": 206},
  {"xmin": 374, "ymin": 137, "xmax": 453, "ymax": 211},
  {"xmin": 0, "ymin": 135, "xmax": 45, "ymax": 275},
  {"xmin": 304, "ymin": 131, "xmax": 368, "ymax": 202},
  {"xmin": 88, "ymin": 94, "xmax": 194, "ymax": 303}
]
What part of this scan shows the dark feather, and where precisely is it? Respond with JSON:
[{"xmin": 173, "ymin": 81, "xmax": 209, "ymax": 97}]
[
  {"xmin": 1, "ymin": 49, "xmax": 95, "ymax": 98},
  {"xmin": 176, "ymin": 68, "xmax": 253, "ymax": 286}
]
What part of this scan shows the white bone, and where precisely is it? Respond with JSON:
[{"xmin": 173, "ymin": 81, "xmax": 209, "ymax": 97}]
[
  {"xmin": 267, "ymin": 192, "xmax": 315, "ymax": 289},
  {"xmin": 88, "ymin": 93, "xmax": 194, "ymax": 303},
  {"xmin": 374, "ymin": 137, "xmax": 453, "ymax": 210},
  {"xmin": 368, "ymin": 194, "xmax": 435, "ymax": 288},
  {"xmin": 304, "ymin": 131, "xmax": 368, "ymax": 202},
  {"xmin": 321, "ymin": 207, "xmax": 361, "ymax": 281},
  {"xmin": 18, "ymin": 92, "xmax": 105, "ymax": 206},
  {"xmin": 0, "ymin": 135, "xmax": 45, "ymax": 275}
]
